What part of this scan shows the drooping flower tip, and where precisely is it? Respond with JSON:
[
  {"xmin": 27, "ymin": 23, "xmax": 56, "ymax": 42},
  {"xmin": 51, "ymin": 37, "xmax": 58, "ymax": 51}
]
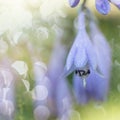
[
  {"xmin": 95, "ymin": 0, "xmax": 111, "ymax": 15},
  {"xmin": 68, "ymin": 0, "xmax": 80, "ymax": 7}
]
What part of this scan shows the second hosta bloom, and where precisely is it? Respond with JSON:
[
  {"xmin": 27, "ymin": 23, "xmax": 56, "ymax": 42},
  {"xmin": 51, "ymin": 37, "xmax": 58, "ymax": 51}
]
[{"xmin": 47, "ymin": 31, "xmax": 72, "ymax": 119}]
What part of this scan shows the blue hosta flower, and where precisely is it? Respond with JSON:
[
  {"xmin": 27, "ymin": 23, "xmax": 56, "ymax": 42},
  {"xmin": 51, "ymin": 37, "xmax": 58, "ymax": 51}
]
[
  {"xmin": 95, "ymin": 0, "xmax": 110, "ymax": 15},
  {"xmin": 73, "ymin": 20, "xmax": 111, "ymax": 104},
  {"xmin": 64, "ymin": 12, "xmax": 98, "ymax": 86},
  {"xmin": 34, "ymin": 28, "xmax": 72, "ymax": 119},
  {"xmin": 47, "ymin": 33, "xmax": 72, "ymax": 119},
  {"xmin": 68, "ymin": 0, "xmax": 80, "ymax": 7}
]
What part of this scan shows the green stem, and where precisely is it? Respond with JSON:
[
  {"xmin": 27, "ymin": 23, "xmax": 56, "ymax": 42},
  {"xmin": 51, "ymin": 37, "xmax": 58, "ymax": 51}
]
[{"xmin": 82, "ymin": 0, "xmax": 87, "ymax": 9}]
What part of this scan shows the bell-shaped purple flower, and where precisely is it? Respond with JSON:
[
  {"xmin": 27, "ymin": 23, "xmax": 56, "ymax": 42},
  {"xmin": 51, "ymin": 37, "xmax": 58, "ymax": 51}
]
[
  {"xmin": 73, "ymin": 20, "xmax": 111, "ymax": 104},
  {"xmin": 68, "ymin": 0, "xmax": 80, "ymax": 7},
  {"xmin": 47, "ymin": 29, "xmax": 72, "ymax": 119},
  {"xmin": 95, "ymin": 0, "xmax": 111, "ymax": 15}
]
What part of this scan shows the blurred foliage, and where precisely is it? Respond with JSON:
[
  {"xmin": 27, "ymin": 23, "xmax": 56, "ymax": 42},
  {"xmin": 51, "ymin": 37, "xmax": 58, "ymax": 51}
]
[{"xmin": 0, "ymin": 1, "xmax": 120, "ymax": 119}]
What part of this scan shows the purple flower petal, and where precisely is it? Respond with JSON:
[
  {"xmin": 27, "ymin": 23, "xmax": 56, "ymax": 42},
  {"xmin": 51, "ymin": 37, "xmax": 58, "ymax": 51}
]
[
  {"xmin": 73, "ymin": 69, "xmax": 109, "ymax": 104},
  {"xmin": 86, "ymin": 70, "xmax": 109, "ymax": 101},
  {"xmin": 73, "ymin": 74, "xmax": 89, "ymax": 104},
  {"xmin": 95, "ymin": 0, "xmax": 110, "ymax": 14},
  {"xmin": 47, "ymin": 34, "xmax": 73, "ymax": 118},
  {"xmin": 68, "ymin": 0, "xmax": 80, "ymax": 7},
  {"xmin": 110, "ymin": 0, "xmax": 120, "ymax": 9},
  {"xmin": 74, "ymin": 47, "xmax": 88, "ymax": 68},
  {"xmin": 77, "ymin": 12, "xmax": 98, "ymax": 70},
  {"xmin": 66, "ymin": 41, "xmax": 77, "ymax": 71},
  {"xmin": 64, "ymin": 12, "xmax": 98, "ymax": 77},
  {"xmin": 89, "ymin": 21, "xmax": 111, "ymax": 78},
  {"xmin": 83, "ymin": 30, "xmax": 97, "ymax": 70}
]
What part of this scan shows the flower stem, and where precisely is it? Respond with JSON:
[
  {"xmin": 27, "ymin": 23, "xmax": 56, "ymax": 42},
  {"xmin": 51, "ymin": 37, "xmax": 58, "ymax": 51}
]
[{"xmin": 82, "ymin": 0, "xmax": 87, "ymax": 8}]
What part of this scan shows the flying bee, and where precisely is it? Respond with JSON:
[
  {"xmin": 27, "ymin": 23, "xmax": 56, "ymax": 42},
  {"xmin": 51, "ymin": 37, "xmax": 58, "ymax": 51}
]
[
  {"xmin": 75, "ymin": 68, "xmax": 90, "ymax": 87},
  {"xmin": 75, "ymin": 69, "xmax": 90, "ymax": 77}
]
